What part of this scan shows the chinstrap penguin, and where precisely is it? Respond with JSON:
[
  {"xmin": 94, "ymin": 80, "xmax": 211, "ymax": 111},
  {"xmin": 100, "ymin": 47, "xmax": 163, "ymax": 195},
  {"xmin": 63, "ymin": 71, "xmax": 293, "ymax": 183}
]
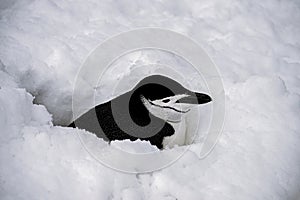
[{"xmin": 69, "ymin": 75, "xmax": 212, "ymax": 149}]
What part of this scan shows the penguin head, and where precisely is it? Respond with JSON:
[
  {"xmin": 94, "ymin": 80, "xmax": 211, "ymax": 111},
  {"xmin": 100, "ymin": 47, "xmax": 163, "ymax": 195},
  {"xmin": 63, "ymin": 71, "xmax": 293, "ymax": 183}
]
[{"xmin": 130, "ymin": 75, "xmax": 212, "ymax": 124}]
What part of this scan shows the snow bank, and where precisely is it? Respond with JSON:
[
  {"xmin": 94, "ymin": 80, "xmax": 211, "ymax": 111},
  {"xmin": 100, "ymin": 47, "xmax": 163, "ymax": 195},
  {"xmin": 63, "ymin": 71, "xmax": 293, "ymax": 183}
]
[
  {"xmin": 0, "ymin": 0, "xmax": 300, "ymax": 199},
  {"xmin": 0, "ymin": 87, "xmax": 149, "ymax": 199}
]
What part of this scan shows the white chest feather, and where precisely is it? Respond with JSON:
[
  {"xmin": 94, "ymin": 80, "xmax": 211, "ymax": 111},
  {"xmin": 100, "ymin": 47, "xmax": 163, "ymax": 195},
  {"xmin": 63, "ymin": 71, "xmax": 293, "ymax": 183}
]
[{"xmin": 162, "ymin": 118, "xmax": 187, "ymax": 148}]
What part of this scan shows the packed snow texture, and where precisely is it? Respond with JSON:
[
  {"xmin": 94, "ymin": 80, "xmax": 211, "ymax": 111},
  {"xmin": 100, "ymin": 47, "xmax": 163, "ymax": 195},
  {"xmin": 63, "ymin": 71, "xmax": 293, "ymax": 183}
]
[{"xmin": 1, "ymin": 0, "xmax": 300, "ymax": 199}]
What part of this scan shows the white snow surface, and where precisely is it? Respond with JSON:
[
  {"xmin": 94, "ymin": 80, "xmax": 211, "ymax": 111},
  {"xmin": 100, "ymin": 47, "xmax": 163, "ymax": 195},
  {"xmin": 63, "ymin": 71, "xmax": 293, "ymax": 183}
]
[{"xmin": 1, "ymin": 0, "xmax": 300, "ymax": 199}]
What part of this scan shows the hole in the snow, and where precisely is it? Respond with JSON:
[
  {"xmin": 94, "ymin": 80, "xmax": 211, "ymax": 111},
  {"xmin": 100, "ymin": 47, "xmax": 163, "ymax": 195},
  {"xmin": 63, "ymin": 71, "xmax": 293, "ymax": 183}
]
[{"xmin": 69, "ymin": 49, "xmax": 212, "ymax": 151}]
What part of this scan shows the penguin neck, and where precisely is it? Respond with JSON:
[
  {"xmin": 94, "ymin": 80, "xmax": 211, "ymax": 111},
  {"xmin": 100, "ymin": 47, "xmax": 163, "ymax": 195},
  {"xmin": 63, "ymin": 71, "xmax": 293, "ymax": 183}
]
[{"xmin": 162, "ymin": 119, "xmax": 187, "ymax": 148}]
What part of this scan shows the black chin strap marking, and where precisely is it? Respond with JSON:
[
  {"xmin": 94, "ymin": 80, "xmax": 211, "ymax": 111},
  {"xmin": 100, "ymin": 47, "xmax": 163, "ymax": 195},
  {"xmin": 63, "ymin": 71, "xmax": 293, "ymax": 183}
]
[{"xmin": 148, "ymin": 101, "xmax": 190, "ymax": 113}]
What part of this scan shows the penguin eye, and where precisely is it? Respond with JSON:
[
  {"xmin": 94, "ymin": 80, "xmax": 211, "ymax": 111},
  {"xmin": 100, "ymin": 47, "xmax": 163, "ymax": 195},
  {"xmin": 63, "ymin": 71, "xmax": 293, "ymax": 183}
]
[{"xmin": 162, "ymin": 99, "xmax": 170, "ymax": 103}]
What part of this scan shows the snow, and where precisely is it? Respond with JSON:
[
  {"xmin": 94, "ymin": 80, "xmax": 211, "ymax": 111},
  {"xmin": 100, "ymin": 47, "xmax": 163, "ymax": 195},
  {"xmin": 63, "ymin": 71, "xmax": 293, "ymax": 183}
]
[{"xmin": 1, "ymin": 0, "xmax": 300, "ymax": 199}]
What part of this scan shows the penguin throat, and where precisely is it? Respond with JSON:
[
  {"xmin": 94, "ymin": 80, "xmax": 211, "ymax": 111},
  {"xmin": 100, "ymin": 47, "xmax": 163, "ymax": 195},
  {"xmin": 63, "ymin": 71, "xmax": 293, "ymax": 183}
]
[{"xmin": 140, "ymin": 95, "xmax": 188, "ymax": 123}]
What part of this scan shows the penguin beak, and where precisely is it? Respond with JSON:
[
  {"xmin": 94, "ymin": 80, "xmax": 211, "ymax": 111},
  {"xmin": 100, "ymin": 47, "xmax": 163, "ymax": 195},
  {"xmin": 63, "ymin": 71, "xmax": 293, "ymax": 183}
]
[{"xmin": 179, "ymin": 92, "xmax": 212, "ymax": 104}]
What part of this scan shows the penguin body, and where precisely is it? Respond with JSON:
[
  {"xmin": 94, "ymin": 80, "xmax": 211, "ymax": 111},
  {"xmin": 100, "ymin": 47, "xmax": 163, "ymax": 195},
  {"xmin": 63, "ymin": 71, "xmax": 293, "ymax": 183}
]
[{"xmin": 69, "ymin": 75, "xmax": 212, "ymax": 149}]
